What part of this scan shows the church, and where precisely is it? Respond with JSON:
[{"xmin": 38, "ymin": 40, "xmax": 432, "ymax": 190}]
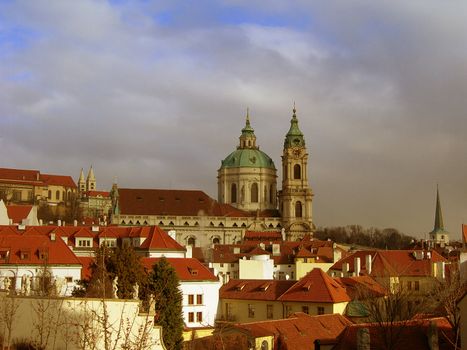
[{"xmin": 110, "ymin": 106, "xmax": 314, "ymax": 246}]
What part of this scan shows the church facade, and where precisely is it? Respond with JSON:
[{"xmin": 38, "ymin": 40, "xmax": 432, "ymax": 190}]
[{"xmin": 111, "ymin": 106, "xmax": 314, "ymax": 245}]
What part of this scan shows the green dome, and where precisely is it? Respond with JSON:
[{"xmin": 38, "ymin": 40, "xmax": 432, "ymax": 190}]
[{"xmin": 220, "ymin": 148, "xmax": 276, "ymax": 170}]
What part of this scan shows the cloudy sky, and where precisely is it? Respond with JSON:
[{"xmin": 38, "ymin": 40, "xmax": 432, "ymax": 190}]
[{"xmin": 1, "ymin": 0, "xmax": 466, "ymax": 238}]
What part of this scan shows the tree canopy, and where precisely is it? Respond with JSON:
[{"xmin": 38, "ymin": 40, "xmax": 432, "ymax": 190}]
[{"xmin": 147, "ymin": 257, "xmax": 184, "ymax": 350}]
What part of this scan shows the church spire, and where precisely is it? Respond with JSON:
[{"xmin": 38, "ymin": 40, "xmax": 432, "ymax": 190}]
[
  {"xmin": 239, "ymin": 108, "xmax": 257, "ymax": 149},
  {"xmin": 433, "ymin": 185, "xmax": 444, "ymax": 232},
  {"xmin": 284, "ymin": 104, "xmax": 305, "ymax": 148}
]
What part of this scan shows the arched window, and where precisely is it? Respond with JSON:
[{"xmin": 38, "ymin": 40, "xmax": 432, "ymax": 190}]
[
  {"xmin": 295, "ymin": 201, "xmax": 302, "ymax": 218},
  {"xmin": 62, "ymin": 191, "xmax": 66, "ymax": 201},
  {"xmin": 231, "ymin": 183, "xmax": 237, "ymax": 203},
  {"xmin": 251, "ymin": 183, "xmax": 258, "ymax": 203},
  {"xmin": 48, "ymin": 190, "xmax": 51, "ymax": 199},
  {"xmin": 264, "ymin": 185, "xmax": 267, "ymax": 203},
  {"xmin": 269, "ymin": 185, "xmax": 274, "ymax": 204},
  {"xmin": 187, "ymin": 237, "xmax": 196, "ymax": 247},
  {"xmin": 294, "ymin": 164, "xmax": 301, "ymax": 179},
  {"xmin": 67, "ymin": 191, "xmax": 72, "ymax": 201},
  {"xmin": 212, "ymin": 237, "xmax": 220, "ymax": 244},
  {"xmin": 55, "ymin": 190, "xmax": 60, "ymax": 200}
]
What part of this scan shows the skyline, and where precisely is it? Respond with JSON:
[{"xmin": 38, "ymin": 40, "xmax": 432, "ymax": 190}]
[{"xmin": 1, "ymin": 1, "xmax": 466, "ymax": 238}]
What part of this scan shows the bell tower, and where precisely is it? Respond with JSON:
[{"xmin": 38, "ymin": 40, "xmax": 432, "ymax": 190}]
[{"xmin": 278, "ymin": 105, "xmax": 313, "ymax": 239}]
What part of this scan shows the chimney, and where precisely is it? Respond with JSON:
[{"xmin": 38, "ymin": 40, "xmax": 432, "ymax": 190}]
[
  {"xmin": 428, "ymin": 321, "xmax": 439, "ymax": 350},
  {"xmin": 57, "ymin": 219, "xmax": 61, "ymax": 226},
  {"xmin": 343, "ymin": 262, "xmax": 349, "ymax": 277},
  {"xmin": 73, "ymin": 220, "xmax": 77, "ymax": 227},
  {"xmin": 357, "ymin": 328, "xmax": 370, "ymax": 350},
  {"xmin": 39, "ymin": 219, "xmax": 43, "ymax": 226},
  {"xmin": 9, "ymin": 219, "xmax": 13, "ymax": 225},
  {"xmin": 365, "ymin": 255, "xmax": 372, "ymax": 275},
  {"xmin": 62, "ymin": 221, "xmax": 65, "ymax": 226},
  {"xmin": 186, "ymin": 245, "xmax": 193, "ymax": 258},
  {"xmin": 354, "ymin": 257, "xmax": 361, "ymax": 276},
  {"xmin": 272, "ymin": 243, "xmax": 281, "ymax": 256},
  {"xmin": 50, "ymin": 232, "xmax": 56, "ymax": 241}
]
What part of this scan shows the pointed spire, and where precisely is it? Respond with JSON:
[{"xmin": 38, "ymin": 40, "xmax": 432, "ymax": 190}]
[
  {"xmin": 284, "ymin": 103, "xmax": 305, "ymax": 148},
  {"xmin": 78, "ymin": 168, "xmax": 85, "ymax": 182},
  {"xmin": 239, "ymin": 108, "xmax": 257, "ymax": 149},
  {"xmin": 87, "ymin": 166, "xmax": 95, "ymax": 181},
  {"xmin": 434, "ymin": 185, "xmax": 444, "ymax": 231},
  {"xmin": 241, "ymin": 107, "xmax": 254, "ymax": 135}
]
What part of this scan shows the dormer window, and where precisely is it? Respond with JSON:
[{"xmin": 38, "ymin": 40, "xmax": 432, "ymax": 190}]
[
  {"xmin": 38, "ymin": 249, "xmax": 48, "ymax": 260},
  {"xmin": 20, "ymin": 250, "xmax": 30, "ymax": 260},
  {"xmin": 77, "ymin": 238, "xmax": 92, "ymax": 247},
  {"xmin": 0, "ymin": 250, "xmax": 9, "ymax": 260},
  {"xmin": 188, "ymin": 268, "xmax": 198, "ymax": 276}
]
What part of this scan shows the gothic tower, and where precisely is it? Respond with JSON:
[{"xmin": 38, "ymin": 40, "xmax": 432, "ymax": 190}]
[
  {"xmin": 86, "ymin": 166, "xmax": 96, "ymax": 191},
  {"xmin": 428, "ymin": 186, "xmax": 450, "ymax": 246},
  {"xmin": 278, "ymin": 105, "xmax": 313, "ymax": 239},
  {"xmin": 78, "ymin": 168, "xmax": 86, "ymax": 194}
]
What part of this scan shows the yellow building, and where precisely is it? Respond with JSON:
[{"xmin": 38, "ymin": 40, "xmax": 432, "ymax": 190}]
[
  {"xmin": 0, "ymin": 167, "xmax": 77, "ymax": 207},
  {"xmin": 219, "ymin": 269, "xmax": 351, "ymax": 323}
]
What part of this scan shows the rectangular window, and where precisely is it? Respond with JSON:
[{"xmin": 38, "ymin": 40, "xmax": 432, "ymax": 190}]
[
  {"xmin": 188, "ymin": 312, "xmax": 194, "ymax": 323},
  {"xmin": 188, "ymin": 294, "xmax": 194, "ymax": 305},
  {"xmin": 317, "ymin": 307, "xmax": 325, "ymax": 315},
  {"xmin": 267, "ymin": 304, "xmax": 273, "ymax": 319},
  {"xmin": 414, "ymin": 281, "xmax": 420, "ymax": 291},
  {"xmin": 196, "ymin": 312, "xmax": 202, "ymax": 322},
  {"xmin": 230, "ymin": 263, "xmax": 235, "ymax": 267},
  {"xmin": 220, "ymin": 263, "xmax": 224, "ymax": 267},
  {"xmin": 225, "ymin": 303, "xmax": 232, "ymax": 319},
  {"xmin": 248, "ymin": 304, "xmax": 255, "ymax": 318},
  {"xmin": 196, "ymin": 294, "xmax": 203, "ymax": 305},
  {"xmin": 407, "ymin": 281, "xmax": 412, "ymax": 290},
  {"xmin": 302, "ymin": 306, "xmax": 309, "ymax": 314},
  {"xmin": 285, "ymin": 305, "xmax": 292, "ymax": 317},
  {"xmin": 65, "ymin": 277, "xmax": 73, "ymax": 283}
]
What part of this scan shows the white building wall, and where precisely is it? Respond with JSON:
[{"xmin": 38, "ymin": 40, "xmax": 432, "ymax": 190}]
[
  {"xmin": 239, "ymin": 256, "xmax": 274, "ymax": 280},
  {"xmin": 180, "ymin": 280, "xmax": 220, "ymax": 328},
  {"xmin": 0, "ymin": 293, "xmax": 166, "ymax": 350},
  {"xmin": 0, "ymin": 265, "xmax": 81, "ymax": 296}
]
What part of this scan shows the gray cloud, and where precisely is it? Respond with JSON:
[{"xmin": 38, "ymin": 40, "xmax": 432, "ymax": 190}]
[{"xmin": 1, "ymin": 0, "xmax": 466, "ymax": 237}]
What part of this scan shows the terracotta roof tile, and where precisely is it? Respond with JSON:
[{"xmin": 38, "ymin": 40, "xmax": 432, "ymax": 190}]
[
  {"xmin": 40, "ymin": 174, "xmax": 77, "ymax": 188},
  {"xmin": 0, "ymin": 233, "xmax": 81, "ymax": 265},
  {"xmin": 331, "ymin": 317, "xmax": 454, "ymax": 350},
  {"xmin": 234, "ymin": 313, "xmax": 352, "ymax": 350},
  {"xmin": 220, "ymin": 279, "xmax": 295, "ymax": 301},
  {"xmin": 118, "ymin": 188, "xmax": 250, "ymax": 217},
  {"xmin": 139, "ymin": 226, "xmax": 185, "ymax": 251},
  {"xmin": 6, "ymin": 205, "xmax": 32, "ymax": 224},
  {"xmin": 141, "ymin": 257, "xmax": 218, "ymax": 281},
  {"xmin": 279, "ymin": 268, "xmax": 351, "ymax": 303}
]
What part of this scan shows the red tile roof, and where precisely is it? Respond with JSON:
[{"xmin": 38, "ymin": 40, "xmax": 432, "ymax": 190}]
[
  {"xmin": 139, "ymin": 226, "xmax": 185, "ymax": 251},
  {"xmin": 331, "ymin": 317, "xmax": 454, "ymax": 350},
  {"xmin": 118, "ymin": 188, "xmax": 251, "ymax": 217},
  {"xmin": 77, "ymin": 256, "xmax": 95, "ymax": 280},
  {"xmin": 83, "ymin": 191, "xmax": 110, "ymax": 197},
  {"xmin": 220, "ymin": 279, "xmax": 295, "ymax": 301},
  {"xmin": 330, "ymin": 250, "xmax": 447, "ymax": 277},
  {"xmin": 279, "ymin": 268, "xmax": 351, "ymax": 303},
  {"xmin": 0, "ymin": 233, "xmax": 81, "ymax": 265},
  {"xmin": 0, "ymin": 168, "xmax": 40, "ymax": 182},
  {"xmin": 295, "ymin": 247, "xmax": 314, "ymax": 258},
  {"xmin": 41, "ymin": 174, "xmax": 77, "ymax": 188},
  {"xmin": 6, "ymin": 205, "xmax": 33, "ymax": 224},
  {"xmin": 141, "ymin": 257, "xmax": 218, "ymax": 281},
  {"xmin": 234, "ymin": 313, "xmax": 352, "ymax": 350},
  {"xmin": 335, "ymin": 276, "xmax": 386, "ymax": 299}
]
